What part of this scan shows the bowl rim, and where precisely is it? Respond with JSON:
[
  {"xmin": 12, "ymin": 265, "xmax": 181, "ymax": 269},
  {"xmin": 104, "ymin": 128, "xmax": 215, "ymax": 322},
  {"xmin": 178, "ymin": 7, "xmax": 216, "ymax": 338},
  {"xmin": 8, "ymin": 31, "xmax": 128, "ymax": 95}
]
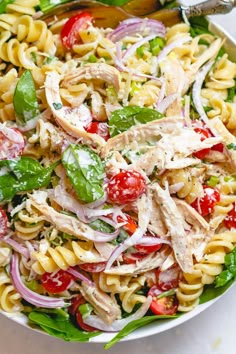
[{"xmin": 1, "ymin": 18, "xmax": 236, "ymax": 345}]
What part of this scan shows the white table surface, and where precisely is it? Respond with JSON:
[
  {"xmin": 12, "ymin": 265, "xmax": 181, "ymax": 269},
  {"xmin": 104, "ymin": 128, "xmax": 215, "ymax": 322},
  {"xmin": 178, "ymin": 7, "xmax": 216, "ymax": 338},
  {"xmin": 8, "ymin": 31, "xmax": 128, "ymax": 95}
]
[{"xmin": 1, "ymin": 4, "xmax": 236, "ymax": 354}]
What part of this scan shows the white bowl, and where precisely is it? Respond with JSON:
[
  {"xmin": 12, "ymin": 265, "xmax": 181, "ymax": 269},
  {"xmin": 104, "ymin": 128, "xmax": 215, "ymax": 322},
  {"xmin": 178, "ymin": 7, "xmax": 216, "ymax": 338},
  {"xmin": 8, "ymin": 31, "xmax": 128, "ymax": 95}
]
[{"xmin": 1, "ymin": 17, "xmax": 236, "ymax": 346}]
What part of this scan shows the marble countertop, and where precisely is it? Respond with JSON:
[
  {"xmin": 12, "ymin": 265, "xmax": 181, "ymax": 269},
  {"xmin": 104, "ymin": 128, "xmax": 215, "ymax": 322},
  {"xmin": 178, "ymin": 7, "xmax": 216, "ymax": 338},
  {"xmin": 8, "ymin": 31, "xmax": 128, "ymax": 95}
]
[{"xmin": 1, "ymin": 5, "xmax": 236, "ymax": 354}]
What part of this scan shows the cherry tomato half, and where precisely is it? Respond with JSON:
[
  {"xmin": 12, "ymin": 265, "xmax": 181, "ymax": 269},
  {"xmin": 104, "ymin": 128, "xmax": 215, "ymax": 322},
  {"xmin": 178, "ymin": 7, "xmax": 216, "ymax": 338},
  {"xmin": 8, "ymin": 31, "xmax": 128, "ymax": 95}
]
[
  {"xmin": 193, "ymin": 126, "xmax": 211, "ymax": 159},
  {"xmin": 0, "ymin": 207, "xmax": 8, "ymax": 238},
  {"xmin": 0, "ymin": 127, "xmax": 25, "ymax": 160},
  {"xmin": 224, "ymin": 203, "xmax": 236, "ymax": 229},
  {"xmin": 41, "ymin": 270, "xmax": 75, "ymax": 294},
  {"xmin": 191, "ymin": 185, "xmax": 220, "ymax": 216},
  {"xmin": 61, "ymin": 12, "xmax": 93, "ymax": 50},
  {"xmin": 69, "ymin": 295, "xmax": 97, "ymax": 332},
  {"xmin": 117, "ymin": 214, "xmax": 137, "ymax": 235},
  {"xmin": 85, "ymin": 122, "xmax": 110, "ymax": 141},
  {"xmin": 79, "ymin": 261, "xmax": 106, "ymax": 273},
  {"xmin": 156, "ymin": 265, "xmax": 180, "ymax": 291},
  {"xmin": 107, "ymin": 170, "xmax": 146, "ymax": 204},
  {"xmin": 148, "ymin": 286, "xmax": 178, "ymax": 315}
]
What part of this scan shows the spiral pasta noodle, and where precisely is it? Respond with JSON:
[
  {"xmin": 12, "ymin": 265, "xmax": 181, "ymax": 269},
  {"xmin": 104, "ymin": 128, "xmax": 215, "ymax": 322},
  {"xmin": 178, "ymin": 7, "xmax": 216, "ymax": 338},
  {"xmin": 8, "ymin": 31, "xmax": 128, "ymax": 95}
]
[
  {"xmin": 32, "ymin": 241, "xmax": 104, "ymax": 274},
  {"xmin": 0, "ymin": 269, "xmax": 23, "ymax": 312},
  {"xmin": 0, "ymin": 31, "xmax": 37, "ymax": 69},
  {"xmin": 12, "ymin": 15, "xmax": 56, "ymax": 56},
  {"xmin": 177, "ymin": 231, "xmax": 236, "ymax": 311},
  {"xmin": 14, "ymin": 209, "xmax": 45, "ymax": 241}
]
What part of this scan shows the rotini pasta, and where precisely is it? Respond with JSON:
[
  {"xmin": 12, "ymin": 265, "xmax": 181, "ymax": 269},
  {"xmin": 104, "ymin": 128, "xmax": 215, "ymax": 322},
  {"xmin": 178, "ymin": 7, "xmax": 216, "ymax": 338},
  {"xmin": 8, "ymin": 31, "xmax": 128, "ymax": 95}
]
[
  {"xmin": 0, "ymin": 269, "xmax": 23, "ymax": 312},
  {"xmin": 0, "ymin": 2, "xmax": 235, "ymax": 343}
]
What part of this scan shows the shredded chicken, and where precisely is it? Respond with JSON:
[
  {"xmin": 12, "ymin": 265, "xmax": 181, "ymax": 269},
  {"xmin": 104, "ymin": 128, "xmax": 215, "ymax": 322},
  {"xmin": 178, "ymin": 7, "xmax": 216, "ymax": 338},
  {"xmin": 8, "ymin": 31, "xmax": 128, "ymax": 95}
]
[
  {"xmin": 45, "ymin": 71, "xmax": 105, "ymax": 147},
  {"xmin": 78, "ymin": 281, "xmax": 121, "ymax": 324},
  {"xmin": 131, "ymin": 129, "xmax": 222, "ymax": 175},
  {"xmin": 174, "ymin": 198, "xmax": 211, "ymax": 261},
  {"xmin": 101, "ymin": 116, "xmax": 185, "ymax": 158},
  {"xmin": 28, "ymin": 191, "xmax": 115, "ymax": 242},
  {"xmin": 62, "ymin": 63, "xmax": 121, "ymax": 91},
  {"xmin": 153, "ymin": 183, "xmax": 193, "ymax": 273},
  {"xmin": 104, "ymin": 247, "xmax": 169, "ymax": 275}
]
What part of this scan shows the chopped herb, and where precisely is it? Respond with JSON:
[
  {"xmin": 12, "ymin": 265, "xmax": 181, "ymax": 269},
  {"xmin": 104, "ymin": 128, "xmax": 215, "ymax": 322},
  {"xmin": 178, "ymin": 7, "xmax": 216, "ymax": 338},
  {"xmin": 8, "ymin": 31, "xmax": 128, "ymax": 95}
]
[
  {"xmin": 207, "ymin": 176, "xmax": 219, "ymax": 188},
  {"xmin": 136, "ymin": 45, "xmax": 146, "ymax": 58},
  {"xmin": 227, "ymin": 143, "xmax": 236, "ymax": 150},
  {"xmin": 53, "ymin": 102, "xmax": 63, "ymax": 110},
  {"xmin": 149, "ymin": 37, "xmax": 165, "ymax": 56},
  {"xmin": 157, "ymin": 289, "xmax": 176, "ymax": 299},
  {"xmin": 88, "ymin": 54, "xmax": 97, "ymax": 63}
]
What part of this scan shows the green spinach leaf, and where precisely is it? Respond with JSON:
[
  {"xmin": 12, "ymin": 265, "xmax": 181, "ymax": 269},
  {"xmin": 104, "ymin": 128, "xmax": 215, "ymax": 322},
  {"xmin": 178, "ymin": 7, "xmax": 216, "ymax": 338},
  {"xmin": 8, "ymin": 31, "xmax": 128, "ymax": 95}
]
[
  {"xmin": 62, "ymin": 144, "xmax": 105, "ymax": 203},
  {"xmin": 13, "ymin": 70, "xmax": 40, "ymax": 126},
  {"xmin": 0, "ymin": 157, "xmax": 58, "ymax": 202},
  {"xmin": 108, "ymin": 106, "xmax": 163, "ymax": 137},
  {"xmin": 104, "ymin": 314, "xmax": 178, "ymax": 349},
  {"xmin": 0, "ymin": 0, "xmax": 14, "ymax": 13},
  {"xmin": 28, "ymin": 312, "xmax": 100, "ymax": 341},
  {"xmin": 199, "ymin": 277, "xmax": 236, "ymax": 304}
]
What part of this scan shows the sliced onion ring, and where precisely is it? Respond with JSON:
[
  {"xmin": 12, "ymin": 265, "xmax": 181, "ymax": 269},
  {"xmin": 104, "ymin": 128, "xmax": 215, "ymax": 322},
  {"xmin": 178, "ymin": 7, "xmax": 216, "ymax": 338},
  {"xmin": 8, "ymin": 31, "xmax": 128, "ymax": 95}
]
[
  {"xmin": 83, "ymin": 296, "xmax": 152, "ymax": 332},
  {"xmin": 4, "ymin": 237, "xmax": 30, "ymax": 259},
  {"xmin": 107, "ymin": 18, "xmax": 166, "ymax": 43},
  {"xmin": 66, "ymin": 267, "xmax": 94, "ymax": 286},
  {"xmin": 137, "ymin": 236, "xmax": 171, "ymax": 247},
  {"xmin": 156, "ymin": 36, "xmax": 191, "ymax": 65},
  {"xmin": 10, "ymin": 253, "xmax": 67, "ymax": 308}
]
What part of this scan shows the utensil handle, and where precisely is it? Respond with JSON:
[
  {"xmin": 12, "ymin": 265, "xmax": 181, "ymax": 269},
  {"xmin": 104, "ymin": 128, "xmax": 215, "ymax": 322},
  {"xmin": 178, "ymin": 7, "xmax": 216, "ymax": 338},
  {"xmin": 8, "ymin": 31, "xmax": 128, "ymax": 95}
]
[{"xmin": 182, "ymin": 0, "xmax": 236, "ymax": 18}]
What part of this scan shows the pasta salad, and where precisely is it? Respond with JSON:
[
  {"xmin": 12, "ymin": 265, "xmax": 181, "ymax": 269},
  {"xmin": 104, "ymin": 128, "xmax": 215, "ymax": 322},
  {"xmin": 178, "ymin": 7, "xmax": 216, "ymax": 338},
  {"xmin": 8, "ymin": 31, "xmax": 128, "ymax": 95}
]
[{"xmin": 0, "ymin": 0, "xmax": 236, "ymax": 348}]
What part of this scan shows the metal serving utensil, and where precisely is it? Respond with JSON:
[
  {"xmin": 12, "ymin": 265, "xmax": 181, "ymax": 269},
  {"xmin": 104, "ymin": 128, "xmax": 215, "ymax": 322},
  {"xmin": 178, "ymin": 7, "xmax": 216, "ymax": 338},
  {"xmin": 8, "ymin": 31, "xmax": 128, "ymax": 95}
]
[{"xmin": 38, "ymin": 0, "xmax": 236, "ymax": 27}]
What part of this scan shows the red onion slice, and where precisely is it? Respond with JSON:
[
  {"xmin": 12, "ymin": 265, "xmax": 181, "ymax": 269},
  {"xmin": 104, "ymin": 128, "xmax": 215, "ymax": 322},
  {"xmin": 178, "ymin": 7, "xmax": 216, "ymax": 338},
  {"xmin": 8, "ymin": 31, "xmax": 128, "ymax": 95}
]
[
  {"xmin": 107, "ymin": 18, "xmax": 166, "ymax": 43},
  {"xmin": 156, "ymin": 36, "xmax": 191, "ymax": 65},
  {"xmin": 105, "ymin": 227, "xmax": 144, "ymax": 270},
  {"xmin": 4, "ymin": 237, "xmax": 30, "ymax": 259},
  {"xmin": 83, "ymin": 295, "xmax": 152, "ymax": 332},
  {"xmin": 192, "ymin": 60, "xmax": 214, "ymax": 125},
  {"xmin": 66, "ymin": 267, "xmax": 94, "ymax": 286},
  {"xmin": 10, "ymin": 253, "xmax": 67, "ymax": 308}
]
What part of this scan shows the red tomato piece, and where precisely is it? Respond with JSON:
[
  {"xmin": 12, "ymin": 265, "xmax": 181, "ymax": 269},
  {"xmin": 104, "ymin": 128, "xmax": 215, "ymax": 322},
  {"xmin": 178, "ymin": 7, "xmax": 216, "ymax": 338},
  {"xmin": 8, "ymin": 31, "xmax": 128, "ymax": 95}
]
[
  {"xmin": 211, "ymin": 143, "xmax": 224, "ymax": 152},
  {"xmin": 156, "ymin": 265, "xmax": 180, "ymax": 291},
  {"xmin": 41, "ymin": 270, "xmax": 75, "ymax": 294},
  {"xmin": 107, "ymin": 170, "xmax": 146, "ymax": 204},
  {"xmin": 60, "ymin": 12, "xmax": 93, "ymax": 50},
  {"xmin": 149, "ymin": 293, "xmax": 178, "ymax": 316},
  {"xmin": 193, "ymin": 126, "xmax": 211, "ymax": 159},
  {"xmin": 224, "ymin": 203, "xmax": 236, "ymax": 229},
  {"xmin": 135, "ymin": 236, "xmax": 162, "ymax": 254},
  {"xmin": 122, "ymin": 252, "xmax": 147, "ymax": 264},
  {"xmin": 191, "ymin": 185, "xmax": 220, "ymax": 216},
  {"xmin": 0, "ymin": 207, "xmax": 7, "ymax": 238},
  {"xmin": 69, "ymin": 295, "xmax": 97, "ymax": 332},
  {"xmin": 85, "ymin": 122, "xmax": 110, "ymax": 141},
  {"xmin": 117, "ymin": 214, "xmax": 137, "ymax": 235},
  {"xmin": 0, "ymin": 127, "xmax": 25, "ymax": 160},
  {"xmin": 79, "ymin": 261, "xmax": 106, "ymax": 273}
]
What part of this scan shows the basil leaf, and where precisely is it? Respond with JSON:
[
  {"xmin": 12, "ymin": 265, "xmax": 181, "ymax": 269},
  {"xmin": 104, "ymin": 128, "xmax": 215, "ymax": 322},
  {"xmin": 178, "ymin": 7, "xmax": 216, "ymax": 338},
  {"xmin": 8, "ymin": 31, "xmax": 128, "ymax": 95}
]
[
  {"xmin": 0, "ymin": 0, "xmax": 14, "ymax": 13},
  {"xmin": 62, "ymin": 144, "xmax": 105, "ymax": 203},
  {"xmin": 0, "ymin": 157, "xmax": 58, "ymax": 202},
  {"xmin": 28, "ymin": 312, "xmax": 100, "ymax": 341},
  {"xmin": 13, "ymin": 70, "xmax": 40, "ymax": 126},
  {"xmin": 227, "ymin": 143, "xmax": 236, "ymax": 151},
  {"xmin": 108, "ymin": 106, "xmax": 163, "ymax": 137},
  {"xmin": 104, "ymin": 314, "xmax": 178, "ymax": 349},
  {"xmin": 215, "ymin": 270, "xmax": 234, "ymax": 288},
  {"xmin": 199, "ymin": 277, "xmax": 236, "ymax": 304}
]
